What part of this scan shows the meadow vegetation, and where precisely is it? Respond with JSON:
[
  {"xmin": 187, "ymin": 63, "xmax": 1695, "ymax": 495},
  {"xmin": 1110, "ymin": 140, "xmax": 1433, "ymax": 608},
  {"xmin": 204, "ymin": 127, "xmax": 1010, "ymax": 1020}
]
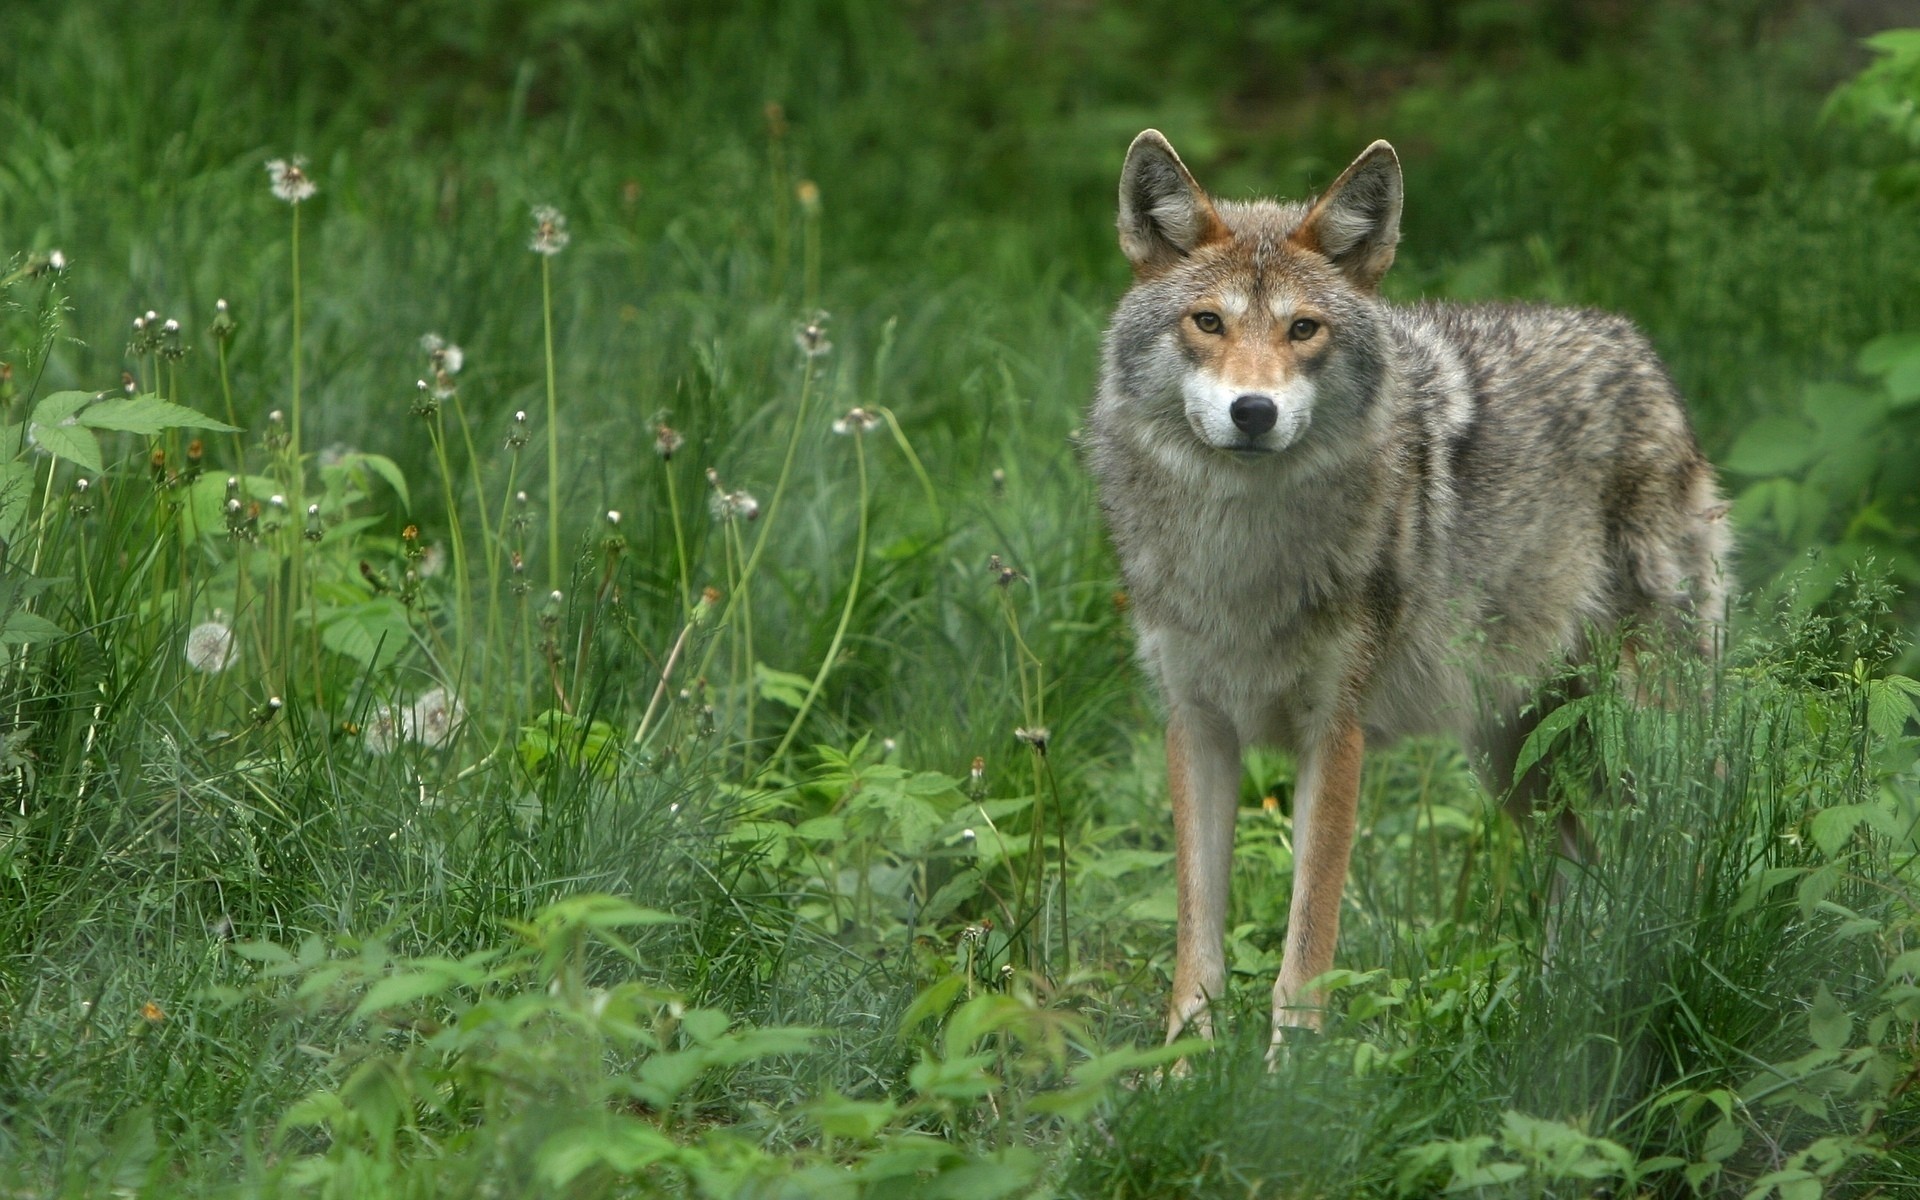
[{"xmin": 6, "ymin": 1, "xmax": 1920, "ymax": 1195}]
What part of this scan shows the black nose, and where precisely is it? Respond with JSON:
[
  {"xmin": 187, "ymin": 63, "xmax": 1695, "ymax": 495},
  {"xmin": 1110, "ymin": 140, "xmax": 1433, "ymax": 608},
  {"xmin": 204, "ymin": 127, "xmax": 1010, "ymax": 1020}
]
[{"xmin": 1229, "ymin": 394, "xmax": 1278, "ymax": 436}]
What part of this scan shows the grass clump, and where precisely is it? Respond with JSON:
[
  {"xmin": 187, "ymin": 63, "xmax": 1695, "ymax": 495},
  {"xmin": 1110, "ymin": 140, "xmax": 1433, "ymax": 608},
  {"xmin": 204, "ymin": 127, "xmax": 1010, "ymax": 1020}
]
[{"xmin": 6, "ymin": 2, "xmax": 1920, "ymax": 1197}]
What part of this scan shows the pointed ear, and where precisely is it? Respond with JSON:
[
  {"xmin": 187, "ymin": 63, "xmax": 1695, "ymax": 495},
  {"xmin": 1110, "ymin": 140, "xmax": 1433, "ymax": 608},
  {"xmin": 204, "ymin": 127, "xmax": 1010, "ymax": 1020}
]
[
  {"xmin": 1117, "ymin": 130, "xmax": 1227, "ymax": 276},
  {"xmin": 1290, "ymin": 141, "xmax": 1402, "ymax": 290}
]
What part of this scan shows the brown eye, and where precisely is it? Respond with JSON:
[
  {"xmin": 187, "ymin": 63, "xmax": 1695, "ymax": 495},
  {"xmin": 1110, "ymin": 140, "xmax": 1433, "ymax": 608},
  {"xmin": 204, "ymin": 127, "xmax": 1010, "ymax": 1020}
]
[
  {"xmin": 1192, "ymin": 311, "xmax": 1224, "ymax": 334},
  {"xmin": 1289, "ymin": 317, "xmax": 1321, "ymax": 341}
]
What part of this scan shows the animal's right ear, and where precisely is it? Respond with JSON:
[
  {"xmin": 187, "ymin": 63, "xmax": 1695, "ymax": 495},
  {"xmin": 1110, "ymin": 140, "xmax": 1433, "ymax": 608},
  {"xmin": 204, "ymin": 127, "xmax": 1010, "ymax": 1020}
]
[{"xmin": 1117, "ymin": 130, "xmax": 1226, "ymax": 277}]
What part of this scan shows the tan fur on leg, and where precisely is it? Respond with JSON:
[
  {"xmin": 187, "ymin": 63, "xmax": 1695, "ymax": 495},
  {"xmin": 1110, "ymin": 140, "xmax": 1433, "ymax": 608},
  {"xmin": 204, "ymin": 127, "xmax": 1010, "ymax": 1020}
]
[
  {"xmin": 1271, "ymin": 719, "xmax": 1363, "ymax": 1052},
  {"xmin": 1166, "ymin": 708, "xmax": 1240, "ymax": 1043}
]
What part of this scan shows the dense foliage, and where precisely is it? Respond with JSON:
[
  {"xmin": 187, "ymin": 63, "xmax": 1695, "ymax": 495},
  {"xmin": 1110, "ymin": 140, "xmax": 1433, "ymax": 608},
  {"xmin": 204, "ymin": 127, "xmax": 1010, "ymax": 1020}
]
[{"xmin": 6, "ymin": 2, "xmax": 1920, "ymax": 1196}]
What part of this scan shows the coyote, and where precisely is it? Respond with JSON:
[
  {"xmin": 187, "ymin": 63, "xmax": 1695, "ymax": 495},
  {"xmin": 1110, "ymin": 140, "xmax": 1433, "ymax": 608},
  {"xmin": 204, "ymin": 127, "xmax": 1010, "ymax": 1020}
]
[{"xmin": 1085, "ymin": 132, "xmax": 1730, "ymax": 1054}]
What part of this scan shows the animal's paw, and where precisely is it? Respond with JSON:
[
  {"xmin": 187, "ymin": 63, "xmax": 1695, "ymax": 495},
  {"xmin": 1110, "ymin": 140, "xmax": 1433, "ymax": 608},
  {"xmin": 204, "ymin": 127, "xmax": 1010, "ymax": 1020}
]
[{"xmin": 1266, "ymin": 996, "xmax": 1323, "ymax": 1070}]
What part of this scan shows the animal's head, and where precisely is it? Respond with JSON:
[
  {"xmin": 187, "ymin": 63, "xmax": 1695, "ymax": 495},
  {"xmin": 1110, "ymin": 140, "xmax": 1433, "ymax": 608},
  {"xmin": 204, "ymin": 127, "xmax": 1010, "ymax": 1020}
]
[{"xmin": 1109, "ymin": 131, "xmax": 1402, "ymax": 459}]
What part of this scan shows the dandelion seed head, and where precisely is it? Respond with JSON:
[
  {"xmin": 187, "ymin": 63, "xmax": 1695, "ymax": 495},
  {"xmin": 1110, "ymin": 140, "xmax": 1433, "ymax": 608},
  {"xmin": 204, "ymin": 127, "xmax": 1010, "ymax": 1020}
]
[
  {"xmin": 417, "ymin": 543, "xmax": 446, "ymax": 578},
  {"xmin": 409, "ymin": 687, "xmax": 465, "ymax": 749},
  {"xmin": 529, "ymin": 205, "xmax": 570, "ymax": 255},
  {"xmin": 145, "ymin": 310, "xmax": 158, "ymax": 324},
  {"xmin": 266, "ymin": 157, "xmax": 316, "ymax": 204},
  {"xmin": 362, "ymin": 704, "xmax": 404, "ymax": 756},
  {"xmin": 46, "ymin": 250, "xmax": 66, "ymax": 272},
  {"xmin": 183, "ymin": 618, "xmax": 237, "ymax": 674},
  {"xmin": 606, "ymin": 510, "xmax": 621, "ymax": 525},
  {"xmin": 216, "ymin": 298, "xmax": 228, "ymax": 314},
  {"xmin": 162, "ymin": 318, "xmax": 179, "ymax": 334},
  {"xmin": 1014, "ymin": 726, "xmax": 1051, "ymax": 755},
  {"xmin": 832, "ymin": 406, "xmax": 880, "ymax": 436},
  {"xmin": 794, "ymin": 311, "xmax": 832, "ymax": 359},
  {"xmin": 654, "ymin": 424, "xmax": 684, "ymax": 460}
]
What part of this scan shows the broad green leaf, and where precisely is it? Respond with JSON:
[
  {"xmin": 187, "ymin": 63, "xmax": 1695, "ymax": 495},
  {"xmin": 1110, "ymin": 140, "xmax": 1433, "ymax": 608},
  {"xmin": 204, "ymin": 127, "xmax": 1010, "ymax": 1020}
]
[
  {"xmin": 755, "ymin": 662, "xmax": 814, "ymax": 709},
  {"xmin": 1723, "ymin": 415, "xmax": 1819, "ymax": 476},
  {"xmin": 318, "ymin": 599, "xmax": 413, "ymax": 668},
  {"xmin": 1808, "ymin": 983, "xmax": 1851, "ymax": 1051},
  {"xmin": 26, "ymin": 418, "xmax": 102, "ymax": 473},
  {"xmin": 339, "ymin": 452, "xmax": 410, "ymax": 511},
  {"xmin": 1858, "ymin": 331, "xmax": 1920, "ymax": 376},
  {"xmin": 352, "ymin": 969, "xmax": 456, "ymax": 1019},
  {"xmin": 0, "ymin": 457, "xmax": 32, "ymax": 546},
  {"xmin": 0, "ymin": 610, "xmax": 65, "ymax": 645},
  {"xmin": 1510, "ymin": 698, "xmax": 1589, "ymax": 785},
  {"xmin": 680, "ymin": 1008, "xmax": 730, "ymax": 1044},
  {"xmin": 535, "ymin": 1119, "xmax": 675, "ymax": 1186},
  {"xmin": 79, "ymin": 394, "xmax": 238, "ymax": 434},
  {"xmin": 31, "ymin": 391, "xmax": 94, "ymax": 425},
  {"xmin": 807, "ymin": 1090, "xmax": 900, "ymax": 1139}
]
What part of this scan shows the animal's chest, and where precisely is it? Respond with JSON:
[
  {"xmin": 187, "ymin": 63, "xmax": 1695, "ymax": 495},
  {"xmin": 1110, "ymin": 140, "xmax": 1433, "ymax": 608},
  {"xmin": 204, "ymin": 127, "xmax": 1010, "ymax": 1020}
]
[{"xmin": 1122, "ymin": 494, "xmax": 1370, "ymax": 745}]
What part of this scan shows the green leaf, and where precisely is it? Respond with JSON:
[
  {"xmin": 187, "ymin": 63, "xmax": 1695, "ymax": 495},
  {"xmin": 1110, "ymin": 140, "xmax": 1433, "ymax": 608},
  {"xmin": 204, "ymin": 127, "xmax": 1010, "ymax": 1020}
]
[
  {"xmin": 318, "ymin": 599, "xmax": 414, "ymax": 668},
  {"xmin": 807, "ymin": 1091, "xmax": 900, "ymax": 1140},
  {"xmin": 1510, "ymin": 698, "xmax": 1589, "ymax": 785},
  {"xmin": 340, "ymin": 452, "xmax": 410, "ymax": 512},
  {"xmin": 0, "ymin": 457, "xmax": 32, "ymax": 547},
  {"xmin": 79, "ymin": 394, "xmax": 238, "ymax": 434},
  {"xmin": 26, "ymin": 418, "xmax": 102, "ymax": 474},
  {"xmin": 535, "ymin": 1118, "xmax": 675, "ymax": 1186},
  {"xmin": 755, "ymin": 662, "xmax": 814, "ymax": 709},
  {"xmin": 680, "ymin": 1008, "xmax": 730, "ymax": 1044},
  {"xmin": 1724, "ymin": 415, "xmax": 1820, "ymax": 476},
  {"xmin": 0, "ymin": 610, "xmax": 65, "ymax": 645},
  {"xmin": 1859, "ymin": 331, "xmax": 1920, "ymax": 375},
  {"xmin": 31, "ymin": 391, "xmax": 94, "ymax": 425},
  {"xmin": 1809, "ymin": 983, "xmax": 1851, "ymax": 1051},
  {"xmin": 352, "ymin": 969, "xmax": 460, "ymax": 1019}
]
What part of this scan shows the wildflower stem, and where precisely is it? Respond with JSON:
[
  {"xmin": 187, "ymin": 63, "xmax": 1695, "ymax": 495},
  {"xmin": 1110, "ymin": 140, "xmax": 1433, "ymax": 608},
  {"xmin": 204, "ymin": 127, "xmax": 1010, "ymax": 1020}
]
[
  {"xmin": 633, "ymin": 617, "xmax": 698, "ymax": 748},
  {"xmin": 764, "ymin": 431, "xmax": 867, "ymax": 773},
  {"xmin": 542, "ymin": 255, "xmax": 561, "ymax": 592},
  {"xmin": 694, "ymin": 355, "xmax": 817, "ymax": 685},
  {"xmin": 875, "ymin": 406, "xmax": 941, "ymax": 525},
  {"xmin": 449, "ymin": 394, "xmax": 499, "ymax": 650},
  {"xmin": 217, "ymin": 336, "xmax": 243, "ymax": 473},
  {"xmin": 427, "ymin": 414, "xmax": 473, "ymax": 658},
  {"xmin": 664, "ymin": 461, "xmax": 692, "ymax": 622}
]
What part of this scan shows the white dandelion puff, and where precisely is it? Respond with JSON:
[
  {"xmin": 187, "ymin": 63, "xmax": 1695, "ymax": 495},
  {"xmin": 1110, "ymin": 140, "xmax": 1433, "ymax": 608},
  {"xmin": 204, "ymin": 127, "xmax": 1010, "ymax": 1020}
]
[
  {"xmin": 183, "ymin": 619, "xmax": 237, "ymax": 674},
  {"xmin": 409, "ymin": 687, "xmax": 465, "ymax": 749},
  {"xmin": 832, "ymin": 406, "xmax": 880, "ymax": 436},
  {"xmin": 794, "ymin": 311, "xmax": 832, "ymax": 359},
  {"xmin": 420, "ymin": 333, "xmax": 464, "ymax": 375},
  {"xmin": 266, "ymin": 157, "xmax": 317, "ymax": 204},
  {"xmin": 529, "ymin": 205, "xmax": 571, "ymax": 255},
  {"xmin": 362, "ymin": 704, "xmax": 404, "ymax": 756}
]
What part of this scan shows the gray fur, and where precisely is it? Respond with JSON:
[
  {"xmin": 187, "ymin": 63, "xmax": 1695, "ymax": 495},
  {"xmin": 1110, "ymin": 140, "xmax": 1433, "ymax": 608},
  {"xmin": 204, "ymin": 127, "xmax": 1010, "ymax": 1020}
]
[{"xmin": 1089, "ymin": 144, "xmax": 1732, "ymax": 787}]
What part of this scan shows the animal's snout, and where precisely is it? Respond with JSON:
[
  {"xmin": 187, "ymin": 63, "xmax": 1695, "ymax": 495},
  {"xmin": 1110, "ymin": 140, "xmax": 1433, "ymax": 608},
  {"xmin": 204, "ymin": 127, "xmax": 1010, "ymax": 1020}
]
[{"xmin": 1229, "ymin": 394, "xmax": 1278, "ymax": 436}]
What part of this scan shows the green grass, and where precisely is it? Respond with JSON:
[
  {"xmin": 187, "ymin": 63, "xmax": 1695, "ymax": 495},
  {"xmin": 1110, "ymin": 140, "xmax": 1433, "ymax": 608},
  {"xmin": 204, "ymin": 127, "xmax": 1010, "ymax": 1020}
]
[{"xmin": 6, "ymin": 2, "xmax": 1920, "ymax": 1196}]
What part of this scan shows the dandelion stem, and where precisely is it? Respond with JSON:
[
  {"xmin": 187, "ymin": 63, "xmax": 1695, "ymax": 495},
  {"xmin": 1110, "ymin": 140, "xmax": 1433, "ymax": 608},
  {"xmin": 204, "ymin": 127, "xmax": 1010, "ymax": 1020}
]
[
  {"xmin": 694, "ymin": 355, "xmax": 817, "ymax": 685},
  {"xmin": 541, "ymin": 255, "xmax": 561, "ymax": 592},
  {"xmin": 633, "ymin": 612, "xmax": 698, "ymax": 748},
  {"xmin": 217, "ymin": 336, "xmax": 243, "ymax": 473},
  {"xmin": 664, "ymin": 461, "xmax": 692, "ymax": 622},
  {"xmin": 765, "ymin": 431, "xmax": 867, "ymax": 773},
  {"xmin": 427, "ymin": 414, "xmax": 472, "ymax": 659},
  {"xmin": 450, "ymin": 393, "xmax": 499, "ymax": 652}
]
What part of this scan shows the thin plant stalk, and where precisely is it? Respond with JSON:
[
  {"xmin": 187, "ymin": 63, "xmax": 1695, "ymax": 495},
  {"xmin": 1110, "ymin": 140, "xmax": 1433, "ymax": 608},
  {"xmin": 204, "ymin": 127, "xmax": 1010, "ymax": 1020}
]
[
  {"xmin": 426, "ymin": 412, "xmax": 473, "ymax": 656},
  {"xmin": 664, "ymin": 460, "xmax": 692, "ymax": 622},
  {"xmin": 542, "ymin": 255, "xmax": 561, "ymax": 592},
  {"xmin": 694, "ymin": 355, "xmax": 818, "ymax": 685},
  {"xmin": 765, "ymin": 430, "xmax": 867, "ymax": 771}
]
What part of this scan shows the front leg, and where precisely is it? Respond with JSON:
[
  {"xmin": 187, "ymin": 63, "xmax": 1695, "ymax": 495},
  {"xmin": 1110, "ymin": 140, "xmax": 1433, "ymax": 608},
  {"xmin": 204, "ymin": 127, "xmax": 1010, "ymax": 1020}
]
[
  {"xmin": 1271, "ymin": 717, "xmax": 1364, "ymax": 1051},
  {"xmin": 1165, "ymin": 706, "xmax": 1241, "ymax": 1043}
]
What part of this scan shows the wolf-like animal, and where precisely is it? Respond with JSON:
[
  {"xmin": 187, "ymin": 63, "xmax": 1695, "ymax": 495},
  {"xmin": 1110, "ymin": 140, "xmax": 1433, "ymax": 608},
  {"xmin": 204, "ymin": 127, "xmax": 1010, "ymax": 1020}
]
[{"xmin": 1086, "ymin": 131, "xmax": 1731, "ymax": 1054}]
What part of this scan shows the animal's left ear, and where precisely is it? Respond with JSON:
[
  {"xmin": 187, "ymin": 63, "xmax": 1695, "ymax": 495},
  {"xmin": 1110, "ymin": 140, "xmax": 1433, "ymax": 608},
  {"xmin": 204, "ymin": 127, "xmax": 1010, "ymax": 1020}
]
[{"xmin": 1290, "ymin": 141, "xmax": 1402, "ymax": 290}]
